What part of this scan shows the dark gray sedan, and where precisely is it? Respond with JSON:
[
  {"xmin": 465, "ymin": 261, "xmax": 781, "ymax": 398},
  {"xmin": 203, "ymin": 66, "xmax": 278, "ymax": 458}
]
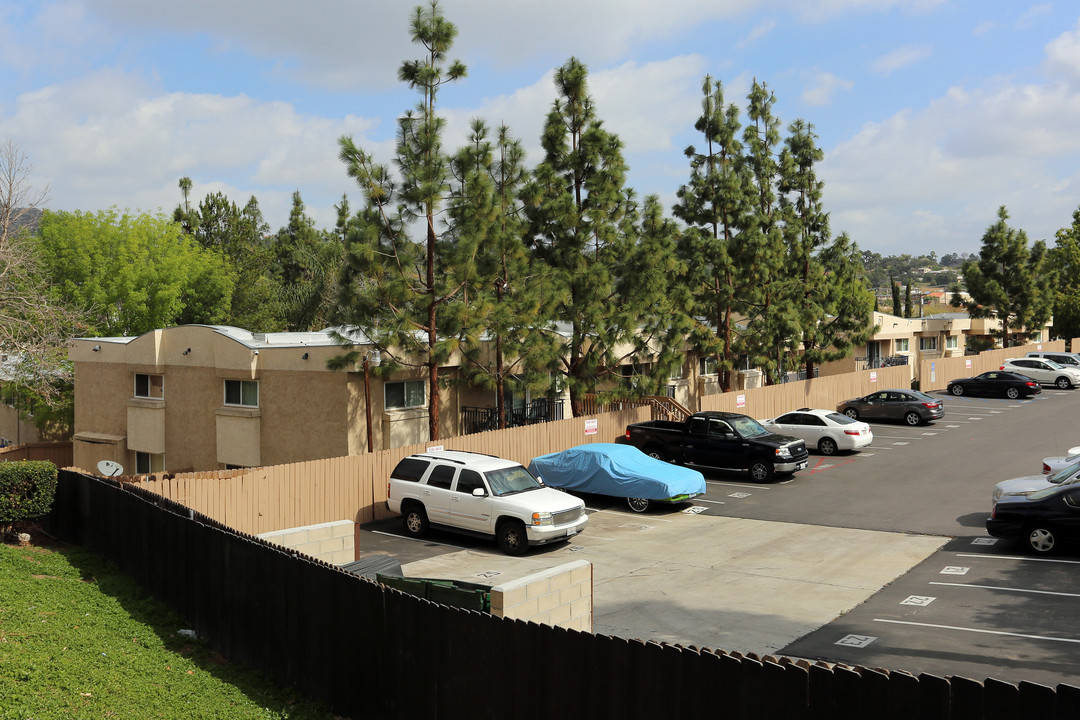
[{"xmin": 837, "ymin": 389, "xmax": 944, "ymax": 426}]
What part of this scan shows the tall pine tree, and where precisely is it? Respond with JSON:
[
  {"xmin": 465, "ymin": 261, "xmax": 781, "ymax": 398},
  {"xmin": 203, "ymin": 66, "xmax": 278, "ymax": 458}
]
[
  {"xmin": 673, "ymin": 76, "xmax": 751, "ymax": 393},
  {"xmin": 951, "ymin": 206, "xmax": 1053, "ymax": 347},
  {"xmin": 335, "ymin": 0, "xmax": 467, "ymax": 441},
  {"xmin": 522, "ymin": 57, "xmax": 644, "ymax": 416}
]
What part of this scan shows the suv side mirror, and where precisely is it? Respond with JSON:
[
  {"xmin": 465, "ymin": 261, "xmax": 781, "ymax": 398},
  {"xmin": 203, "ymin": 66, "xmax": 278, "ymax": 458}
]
[{"xmin": 472, "ymin": 487, "xmax": 487, "ymax": 498}]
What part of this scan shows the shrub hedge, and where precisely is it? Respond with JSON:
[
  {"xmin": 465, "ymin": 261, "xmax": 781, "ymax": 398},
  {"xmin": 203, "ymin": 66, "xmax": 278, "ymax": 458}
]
[{"xmin": 0, "ymin": 460, "xmax": 58, "ymax": 525}]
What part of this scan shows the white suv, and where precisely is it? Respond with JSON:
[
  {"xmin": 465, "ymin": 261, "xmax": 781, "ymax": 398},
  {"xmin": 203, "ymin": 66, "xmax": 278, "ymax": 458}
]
[
  {"xmin": 1001, "ymin": 357, "xmax": 1080, "ymax": 389},
  {"xmin": 386, "ymin": 450, "xmax": 587, "ymax": 555}
]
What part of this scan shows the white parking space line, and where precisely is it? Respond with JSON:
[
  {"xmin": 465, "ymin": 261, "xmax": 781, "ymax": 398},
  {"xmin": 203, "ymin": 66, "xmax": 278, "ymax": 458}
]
[
  {"xmin": 954, "ymin": 552, "xmax": 1080, "ymax": 566},
  {"xmin": 599, "ymin": 509, "xmax": 677, "ymax": 521},
  {"xmin": 929, "ymin": 581, "xmax": 1080, "ymax": 599},
  {"xmin": 704, "ymin": 480, "xmax": 772, "ymax": 490},
  {"xmin": 694, "ymin": 498, "xmax": 726, "ymax": 504},
  {"xmin": 871, "ymin": 434, "xmax": 924, "ymax": 439},
  {"xmin": 370, "ymin": 530, "xmax": 467, "ymax": 549},
  {"xmin": 872, "ymin": 618, "xmax": 1080, "ymax": 645},
  {"xmin": 864, "ymin": 445, "xmax": 893, "ymax": 450}
]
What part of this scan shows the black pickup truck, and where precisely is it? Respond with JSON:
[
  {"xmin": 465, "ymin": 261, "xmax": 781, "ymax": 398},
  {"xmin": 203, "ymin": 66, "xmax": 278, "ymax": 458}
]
[{"xmin": 624, "ymin": 411, "xmax": 809, "ymax": 482}]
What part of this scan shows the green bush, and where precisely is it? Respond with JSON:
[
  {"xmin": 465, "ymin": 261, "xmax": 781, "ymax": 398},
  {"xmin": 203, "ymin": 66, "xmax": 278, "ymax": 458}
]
[{"xmin": 0, "ymin": 460, "xmax": 58, "ymax": 527}]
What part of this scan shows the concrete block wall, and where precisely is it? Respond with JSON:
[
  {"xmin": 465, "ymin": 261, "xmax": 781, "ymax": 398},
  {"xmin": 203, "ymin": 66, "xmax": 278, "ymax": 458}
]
[
  {"xmin": 490, "ymin": 560, "xmax": 592, "ymax": 632},
  {"xmin": 257, "ymin": 520, "xmax": 354, "ymax": 565}
]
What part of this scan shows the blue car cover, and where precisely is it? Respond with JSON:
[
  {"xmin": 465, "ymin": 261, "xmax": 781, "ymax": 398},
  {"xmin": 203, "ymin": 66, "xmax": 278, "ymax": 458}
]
[{"xmin": 528, "ymin": 443, "xmax": 706, "ymax": 500}]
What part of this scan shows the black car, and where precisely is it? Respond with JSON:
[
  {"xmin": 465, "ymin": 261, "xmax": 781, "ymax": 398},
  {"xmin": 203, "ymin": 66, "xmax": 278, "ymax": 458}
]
[
  {"xmin": 947, "ymin": 370, "xmax": 1042, "ymax": 399},
  {"xmin": 987, "ymin": 484, "xmax": 1080, "ymax": 554}
]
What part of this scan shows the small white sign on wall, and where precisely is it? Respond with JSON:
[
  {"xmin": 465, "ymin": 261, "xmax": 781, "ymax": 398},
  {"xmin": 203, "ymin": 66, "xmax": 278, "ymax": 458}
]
[
  {"xmin": 931, "ymin": 361, "xmax": 936, "ymax": 383},
  {"xmin": 966, "ymin": 359, "xmax": 972, "ymax": 369},
  {"xmin": 870, "ymin": 371, "xmax": 877, "ymax": 383},
  {"xmin": 584, "ymin": 418, "xmax": 598, "ymax": 435},
  {"xmin": 427, "ymin": 444, "xmax": 444, "ymax": 452},
  {"xmin": 1038, "ymin": 344, "xmax": 1043, "ymax": 350},
  {"xmin": 736, "ymin": 394, "xmax": 746, "ymax": 408}
]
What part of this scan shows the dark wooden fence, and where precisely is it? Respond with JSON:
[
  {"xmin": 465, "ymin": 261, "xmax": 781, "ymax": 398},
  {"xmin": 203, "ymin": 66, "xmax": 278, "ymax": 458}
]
[{"xmin": 42, "ymin": 469, "xmax": 1080, "ymax": 719}]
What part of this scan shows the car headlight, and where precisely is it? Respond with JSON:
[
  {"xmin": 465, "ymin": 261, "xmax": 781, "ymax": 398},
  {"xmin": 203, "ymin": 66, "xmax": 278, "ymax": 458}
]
[
  {"xmin": 775, "ymin": 446, "xmax": 792, "ymax": 458},
  {"xmin": 532, "ymin": 511, "xmax": 553, "ymax": 526}
]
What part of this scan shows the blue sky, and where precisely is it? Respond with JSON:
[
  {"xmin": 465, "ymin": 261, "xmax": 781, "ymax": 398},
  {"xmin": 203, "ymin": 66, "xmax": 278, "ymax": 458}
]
[{"xmin": 3, "ymin": 0, "xmax": 1080, "ymax": 257}]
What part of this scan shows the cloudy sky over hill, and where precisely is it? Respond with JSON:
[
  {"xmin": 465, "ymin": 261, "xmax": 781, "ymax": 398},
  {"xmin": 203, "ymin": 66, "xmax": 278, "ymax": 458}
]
[{"xmin": 3, "ymin": 0, "xmax": 1080, "ymax": 255}]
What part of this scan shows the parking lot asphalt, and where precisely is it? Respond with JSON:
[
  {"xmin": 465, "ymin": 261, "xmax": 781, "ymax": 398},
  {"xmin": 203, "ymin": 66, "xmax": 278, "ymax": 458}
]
[{"xmin": 358, "ymin": 385, "xmax": 1080, "ymax": 686}]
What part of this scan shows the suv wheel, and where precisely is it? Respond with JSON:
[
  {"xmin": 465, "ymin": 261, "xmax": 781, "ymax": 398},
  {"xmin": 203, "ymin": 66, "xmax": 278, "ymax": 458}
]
[
  {"xmin": 402, "ymin": 504, "xmax": 429, "ymax": 538},
  {"xmin": 496, "ymin": 520, "xmax": 529, "ymax": 556},
  {"xmin": 1056, "ymin": 376, "xmax": 1073, "ymax": 390}
]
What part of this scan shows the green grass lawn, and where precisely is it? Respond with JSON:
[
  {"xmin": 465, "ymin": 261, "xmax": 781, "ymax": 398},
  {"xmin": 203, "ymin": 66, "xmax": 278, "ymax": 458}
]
[{"xmin": 0, "ymin": 534, "xmax": 340, "ymax": 720}]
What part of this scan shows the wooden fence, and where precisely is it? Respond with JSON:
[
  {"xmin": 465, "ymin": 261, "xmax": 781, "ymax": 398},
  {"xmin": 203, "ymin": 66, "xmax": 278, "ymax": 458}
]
[
  {"xmin": 116, "ymin": 407, "xmax": 651, "ymax": 535},
  {"xmin": 101, "ymin": 342, "xmax": 1077, "ymax": 537},
  {"xmin": 0, "ymin": 441, "xmax": 73, "ymax": 467},
  {"xmin": 698, "ymin": 364, "xmax": 912, "ymax": 418},
  {"xmin": 42, "ymin": 469, "xmax": 1080, "ymax": 720}
]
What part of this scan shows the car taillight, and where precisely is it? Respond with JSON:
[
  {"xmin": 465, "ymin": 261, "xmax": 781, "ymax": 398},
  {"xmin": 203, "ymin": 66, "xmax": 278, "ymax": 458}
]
[
  {"xmin": 922, "ymin": 403, "xmax": 936, "ymax": 409},
  {"xmin": 845, "ymin": 429, "xmax": 860, "ymax": 436},
  {"xmin": 990, "ymin": 503, "xmax": 997, "ymax": 519},
  {"xmin": 1042, "ymin": 463, "xmax": 1051, "ymax": 474},
  {"xmin": 1027, "ymin": 382, "xmax": 1037, "ymax": 387},
  {"xmin": 625, "ymin": 429, "xmax": 631, "ymax": 439}
]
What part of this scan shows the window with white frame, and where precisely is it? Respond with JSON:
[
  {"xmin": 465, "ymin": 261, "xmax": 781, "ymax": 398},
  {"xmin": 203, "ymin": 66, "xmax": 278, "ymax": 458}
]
[
  {"xmin": 895, "ymin": 338, "xmax": 910, "ymax": 353},
  {"xmin": 136, "ymin": 452, "xmax": 164, "ymax": 474},
  {"xmin": 919, "ymin": 336, "xmax": 937, "ymax": 351},
  {"xmin": 385, "ymin": 380, "xmax": 425, "ymax": 410},
  {"xmin": 134, "ymin": 373, "xmax": 164, "ymax": 399},
  {"xmin": 224, "ymin": 379, "xmax": 259, "ymax": 407},
  {"xmin": 945, "ymin": 335, "xmax": 958, "ymax": 349},
  {"xmin": 699, "ymin": 356, "xmax": 718, "ymax": 376}
]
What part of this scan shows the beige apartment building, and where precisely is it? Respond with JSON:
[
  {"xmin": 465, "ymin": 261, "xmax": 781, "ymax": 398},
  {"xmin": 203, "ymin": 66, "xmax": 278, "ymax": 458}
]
[{"xmin": 68, "ymin": 325, "xmax": 504, "ymax": 475}]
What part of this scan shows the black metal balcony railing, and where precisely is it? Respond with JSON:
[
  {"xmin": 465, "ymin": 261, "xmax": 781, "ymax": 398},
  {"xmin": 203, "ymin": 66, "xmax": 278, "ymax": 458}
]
[
  {"xmin": 461, "ymin": 398, "xmax": 565, "ymax": 435},
  {"xmin": 855, "ymin": 355, "xmax": 910, "ymax": 370}
]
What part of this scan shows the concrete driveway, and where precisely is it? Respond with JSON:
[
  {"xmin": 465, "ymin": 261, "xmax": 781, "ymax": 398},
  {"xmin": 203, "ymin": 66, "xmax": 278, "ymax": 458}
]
[{"xmin": 379, "ymin": 507, "xmax": 945, "ymax": 655}]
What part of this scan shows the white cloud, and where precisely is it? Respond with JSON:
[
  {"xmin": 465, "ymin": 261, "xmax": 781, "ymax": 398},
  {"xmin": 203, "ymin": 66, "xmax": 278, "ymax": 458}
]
[
  {"xmin": 822, "ymin": 77, "xmax": 1080, "ymax": 253},
  {"xmin": 801, "ymin": 70, "xmax": 853, "ymax": 106},
  {"xmin": 737, "ymin": 18, "xmax": 776, "ymax": 50},
  {"xmin": 871, "ymin": 45, "xmax": 932, "ymax": 75},
  {"xmin": 0, "ymin": 67, "xmax": 387, "ymax": 230},
  {"xmin": 1044, "ymin": 18, "xmax": 1080, "ymax": 84},
  {"xmin": 1015, "ymin": 3, "xmax": 1052, "ymax": 30}
]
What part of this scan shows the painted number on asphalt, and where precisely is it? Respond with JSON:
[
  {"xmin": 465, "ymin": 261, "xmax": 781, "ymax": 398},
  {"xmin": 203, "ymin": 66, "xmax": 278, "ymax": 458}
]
[{"xmin": 835, "ymin": 634, "xmax": 877, "ymax": 648}]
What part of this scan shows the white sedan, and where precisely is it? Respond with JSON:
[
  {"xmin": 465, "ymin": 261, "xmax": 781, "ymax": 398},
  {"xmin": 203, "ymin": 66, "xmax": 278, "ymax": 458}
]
[
  {"xmin": 1042, "ymin": 446, "xmax": 1080, "ymax": 474},
  {"xmin": 760, "ymin": 408, "xmax": 873, "ymax": 456}
]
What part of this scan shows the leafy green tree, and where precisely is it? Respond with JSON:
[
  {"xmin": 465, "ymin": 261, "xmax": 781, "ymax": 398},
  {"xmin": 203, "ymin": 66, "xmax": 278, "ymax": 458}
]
[
  {"xmin": 271, "ymin": 191, "xmax": 343, "ymax": 331},
  {"xmin": 951, "ymin": 206, "xmax": 1054, "ymax": 347},
  {"xmin": 778, "ymin": 119, "xmax": 875, "ymax": 377},
  {"xmin": 521, "ymin": 57, "xmax": 651, "ymax": 416},
  {"xmin": 673, "ymin": 76, "xmax": 752, "ymax": 393},
  {"xmin": 1051, "ymin": 207, "xmax": 1080, "ymax": 341},
  {"xmin": 335, "ymin": 0, "xmax": 467, "ymax": 441},
  {"xmin": 36, "ymin": 208, "xmax": 233, "ymax": 336}
]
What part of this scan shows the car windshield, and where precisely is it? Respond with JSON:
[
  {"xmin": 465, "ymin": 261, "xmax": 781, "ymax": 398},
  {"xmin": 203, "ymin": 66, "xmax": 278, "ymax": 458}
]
[
  {"xmin": 1027, "ymin": 484, "xmax": 1066, "ymax": 501},
  {"xmin": 1048, "ymin": 461, "xmax": 1080, "ymax": 484},
  {"xmin": 485, "ymin": 465, "xmax": 542, "ymax": 496},
  {"xmin": 826, "ymin": 412, "xmax": 856, "ymax": 425},
  {"xmin": 730, "ymin": 416, "xmax": 769, "ymax": 438}
]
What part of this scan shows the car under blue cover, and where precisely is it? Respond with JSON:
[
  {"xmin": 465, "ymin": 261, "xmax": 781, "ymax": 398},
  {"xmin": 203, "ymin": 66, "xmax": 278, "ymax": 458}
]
[{"xmin": 528, "ymin": 443, "xmax": 707, "ymax": 513}]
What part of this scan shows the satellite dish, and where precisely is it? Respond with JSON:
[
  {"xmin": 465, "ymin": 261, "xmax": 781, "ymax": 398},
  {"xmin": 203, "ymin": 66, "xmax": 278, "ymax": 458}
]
[{"xmin": 97, "ymin": 460, "xmax": 124, "ymax": 477}]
